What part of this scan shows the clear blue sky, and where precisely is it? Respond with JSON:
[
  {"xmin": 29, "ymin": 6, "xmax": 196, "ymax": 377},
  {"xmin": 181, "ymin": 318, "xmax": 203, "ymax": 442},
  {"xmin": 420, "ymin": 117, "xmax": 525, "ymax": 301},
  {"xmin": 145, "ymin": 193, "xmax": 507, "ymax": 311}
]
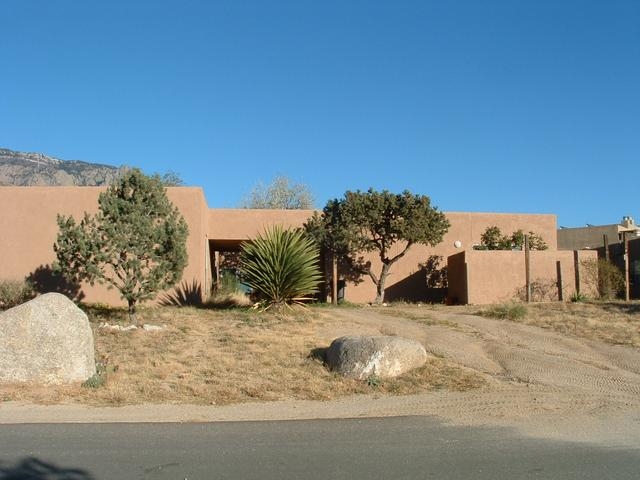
[{"xmin": 1, "ymin": 0, "xmax": 638, "ymax": 227}]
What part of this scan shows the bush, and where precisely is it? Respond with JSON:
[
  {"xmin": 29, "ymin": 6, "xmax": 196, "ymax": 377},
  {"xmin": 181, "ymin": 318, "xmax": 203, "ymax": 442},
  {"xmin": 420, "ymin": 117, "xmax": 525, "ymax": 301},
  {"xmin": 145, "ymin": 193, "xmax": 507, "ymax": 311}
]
[
  {"xmin": 480, "ymin": 303, "xmax": 527, "ymax": 320},
  {"xmin": 570, "ymin": 292, "xmax": 588, "ymax": 303},
  {"xmin": 582, "ymin": 258, "xmax": 625, "ymax": 300},
  {"xmin": 81, "ymin": 362, "xmax": 116, "ymax": 389},
  {"xmin": 0, "ymin": 279, "xmax": 35, "ymax": 310},
  {"xmin": 515, "ymin": 278, "xmax": 558, "ymax": 302},
  {"xmin": 239, "ymin": 226, "xmax": 322, "ymax": 311}
]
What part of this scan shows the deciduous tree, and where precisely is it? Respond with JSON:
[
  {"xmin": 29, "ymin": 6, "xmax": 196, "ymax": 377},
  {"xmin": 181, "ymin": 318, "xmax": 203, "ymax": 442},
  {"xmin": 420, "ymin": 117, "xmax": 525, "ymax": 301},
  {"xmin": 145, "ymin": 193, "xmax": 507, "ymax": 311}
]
[{"xmin": 241, "ymin": 175, "xmax": 314, "ymax": 209}]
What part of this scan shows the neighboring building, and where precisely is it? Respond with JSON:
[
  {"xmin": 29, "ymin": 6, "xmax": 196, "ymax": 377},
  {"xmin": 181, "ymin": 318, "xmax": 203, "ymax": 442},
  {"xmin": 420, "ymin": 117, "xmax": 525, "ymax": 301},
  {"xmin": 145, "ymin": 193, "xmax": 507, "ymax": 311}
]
[
  {"xmin": 558, "ymin": 216, "xmax": 640, "ymax": 251},
  {"xmin": 0, "ymin": 186, "xmax": 596, "ymax": 306},
  {"xmin": 557, "ymin": 216, "xmax": 640, "ymax": 299}
]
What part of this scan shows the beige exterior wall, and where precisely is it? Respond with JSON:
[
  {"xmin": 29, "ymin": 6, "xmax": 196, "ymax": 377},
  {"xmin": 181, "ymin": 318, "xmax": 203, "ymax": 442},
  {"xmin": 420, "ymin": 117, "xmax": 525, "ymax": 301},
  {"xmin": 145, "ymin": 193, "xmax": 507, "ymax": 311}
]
[
  {"xmin": 449, "ymin": 249, "xmax": 598, "ymax": 305},
  {"xmin": 208, "ymin": 209, "xmax": 315, "ymax": 242},
  {"xmin": 0, "ymin": 186, "xmax": 210, "ymax": 306},
  {"xmin": 0, "ymin": 186, "xmax": 571, "ymax": 307},
  {"xmin": 165, "ymin": 187, "xmax": 211, "ymax": 299},
  {"xmin": 205, "ymin": 209, "xmax": 558, "ymax": 304},
  {"xmin": 342, "ymin": 212, "xmax": 558, "ymax": 303}
]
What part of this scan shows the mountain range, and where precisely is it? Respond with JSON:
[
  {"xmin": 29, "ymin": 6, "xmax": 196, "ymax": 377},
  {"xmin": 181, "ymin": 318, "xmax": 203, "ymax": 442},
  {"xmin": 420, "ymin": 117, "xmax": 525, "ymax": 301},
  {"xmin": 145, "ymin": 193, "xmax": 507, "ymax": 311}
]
[{"xmin": 0, "ymin": 148, "xmax": 126, "ymax": 186}]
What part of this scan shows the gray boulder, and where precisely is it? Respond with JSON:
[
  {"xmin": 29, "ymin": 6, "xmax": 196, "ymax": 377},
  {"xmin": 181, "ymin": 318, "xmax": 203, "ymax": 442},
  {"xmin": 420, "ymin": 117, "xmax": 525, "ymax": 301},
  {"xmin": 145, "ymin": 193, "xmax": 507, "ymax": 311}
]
[
  {"xmin": 326, "ymin": 335, "xmax": 428, "ymax": 380},
  {"xmin": 0, "ymin": 293, "xmax": 96, "ymax": 384}
]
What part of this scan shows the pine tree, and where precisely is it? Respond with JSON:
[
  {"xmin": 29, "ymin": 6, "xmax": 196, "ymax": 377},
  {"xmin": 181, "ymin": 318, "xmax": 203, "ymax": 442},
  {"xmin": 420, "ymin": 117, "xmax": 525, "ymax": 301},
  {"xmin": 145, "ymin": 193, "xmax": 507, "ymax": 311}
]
[{"xmin": 54, "ymin": 169, "xmax": 188, "ymax": 323}]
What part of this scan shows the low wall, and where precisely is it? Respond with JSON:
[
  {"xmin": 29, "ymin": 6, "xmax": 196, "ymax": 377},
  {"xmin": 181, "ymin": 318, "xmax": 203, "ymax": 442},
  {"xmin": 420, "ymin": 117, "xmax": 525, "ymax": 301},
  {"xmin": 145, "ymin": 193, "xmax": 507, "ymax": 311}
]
[{"xmin": 447, "ymin": 249, "xmax": 598, "ymax": 305}]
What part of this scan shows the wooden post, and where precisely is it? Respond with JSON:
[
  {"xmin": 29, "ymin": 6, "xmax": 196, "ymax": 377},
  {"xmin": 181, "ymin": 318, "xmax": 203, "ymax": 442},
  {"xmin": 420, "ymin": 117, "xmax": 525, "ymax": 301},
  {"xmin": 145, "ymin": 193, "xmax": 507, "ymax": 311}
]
[
  {"xmin": 556, "ymin": 260, "xmax": 563, "ymax": 301},
  {"xmin": 603, "ymin": 234, "xmax": 609, "ymax": 262},
  {"xmin": 332, "ymin": 253, "xmax": 338, "ymax": 305},
  {"xmin": 573, "ymin": 250, "xmax": 581, "ymax": 295},
  {"xmin": 214, "ymin": 251, "xmax": 221, "ymax": 290},
  {"xmin": 525, "ymin": 234, "xmax": 531, "ymax": 302},
  {"xmin": 624, "ymin": 232, "xmax": 630, "ymax": 302}
]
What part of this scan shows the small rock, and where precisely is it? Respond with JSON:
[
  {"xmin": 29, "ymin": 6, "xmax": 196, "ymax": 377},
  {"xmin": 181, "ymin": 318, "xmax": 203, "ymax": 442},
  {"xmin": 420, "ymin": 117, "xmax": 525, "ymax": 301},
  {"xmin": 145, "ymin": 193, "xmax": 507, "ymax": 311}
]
[
  {"xmin": 142, "ymin": 324, "xmax": 166, "ymax": 331},
  {"xmin": 99, "ymin": 323, "xmax": 138, "ymax": 332}
]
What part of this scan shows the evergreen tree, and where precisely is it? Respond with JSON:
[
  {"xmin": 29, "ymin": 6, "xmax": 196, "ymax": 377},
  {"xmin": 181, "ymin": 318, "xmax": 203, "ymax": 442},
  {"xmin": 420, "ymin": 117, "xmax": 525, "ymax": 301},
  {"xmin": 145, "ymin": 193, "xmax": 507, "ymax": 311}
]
[
  {"xmin": 307, "ymin": 189, "xmax": 449, "ymax": 304},
  {"xmin": 54, "ymin": 169, "xmax": 188, "ymax": 323}
]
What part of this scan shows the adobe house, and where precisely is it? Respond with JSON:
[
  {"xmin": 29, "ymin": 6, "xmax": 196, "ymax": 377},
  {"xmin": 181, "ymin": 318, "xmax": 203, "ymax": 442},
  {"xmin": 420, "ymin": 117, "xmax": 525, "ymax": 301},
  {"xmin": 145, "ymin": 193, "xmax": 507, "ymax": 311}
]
[{"xmin": 0, "ymin": 186, "xmax": 596, "ymax": 306}]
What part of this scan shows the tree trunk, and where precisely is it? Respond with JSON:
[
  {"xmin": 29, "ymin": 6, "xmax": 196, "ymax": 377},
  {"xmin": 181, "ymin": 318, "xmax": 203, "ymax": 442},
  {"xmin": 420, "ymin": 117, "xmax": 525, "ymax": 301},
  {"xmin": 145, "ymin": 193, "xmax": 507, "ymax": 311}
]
[
  {"xmin": 332, "ymin": 253, "xmax": 338, "ymax": 305},
  {"xmin": 374, "ymin": 263, "xmax": 391, "ymax": 304},
  {"xmin": 128, "ymin": 299, "xmax": 138, "ymax": 326}
]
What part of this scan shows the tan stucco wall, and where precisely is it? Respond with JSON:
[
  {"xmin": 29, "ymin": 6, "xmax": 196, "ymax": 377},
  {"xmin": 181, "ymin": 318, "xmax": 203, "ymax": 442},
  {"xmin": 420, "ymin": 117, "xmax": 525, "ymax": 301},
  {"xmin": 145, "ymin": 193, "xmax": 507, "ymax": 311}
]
[
  {"xmin": 0, "ymin": 186, "xmax": 210, "ymax": 306},
  {"xmin": 205, "ymin": 209, "xmax": 558, "ymax": 304},
  {"xmin": 449, "ymin": 249, "xmax": 598, "ymax": 305},
  {"xmin": 0, "ymin": 186, "xmax": 566, "ymax": 307},
  {"xmin": 342, "ymin": 212, "xmax": 558, "ymax": 303},
  {"xmin": 208, "ymin": 209, "xmax": 315, "ymax": 242}
]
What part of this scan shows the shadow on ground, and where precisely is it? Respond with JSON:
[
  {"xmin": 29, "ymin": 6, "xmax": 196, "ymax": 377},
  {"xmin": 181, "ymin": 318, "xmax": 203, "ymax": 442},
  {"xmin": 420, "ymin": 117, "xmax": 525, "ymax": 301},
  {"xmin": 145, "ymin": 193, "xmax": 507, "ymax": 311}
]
[
  {"xmin": 597, "ymin": 301, "xmax": 640, "ymax": 315},
  {"xmin": 0, "ymin": 457, "xmax": 94, "ymax": 480},
  {"xmin": 158, "ymin": 279, "xmax": 203, "ymax": 307}
]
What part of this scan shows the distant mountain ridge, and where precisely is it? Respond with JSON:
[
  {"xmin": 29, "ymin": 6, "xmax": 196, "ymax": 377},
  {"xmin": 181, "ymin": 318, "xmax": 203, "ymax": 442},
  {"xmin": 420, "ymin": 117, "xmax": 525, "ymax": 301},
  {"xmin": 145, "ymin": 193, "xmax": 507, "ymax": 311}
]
[{"xmin": 0, "ymin": 148, "xmax": 126, "ymax": 186}]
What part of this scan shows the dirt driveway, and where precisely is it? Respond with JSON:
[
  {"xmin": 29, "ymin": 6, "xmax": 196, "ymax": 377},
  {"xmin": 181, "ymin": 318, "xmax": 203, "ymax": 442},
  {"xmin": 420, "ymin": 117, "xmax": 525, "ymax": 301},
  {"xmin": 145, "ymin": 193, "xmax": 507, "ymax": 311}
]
[
  {"xmin": 2, "ymin": 307, "xmax": 639, "ymax": 447},
  {"xmin": 313, "ymin": 307, "xmax": 640, "ymax": 446}
]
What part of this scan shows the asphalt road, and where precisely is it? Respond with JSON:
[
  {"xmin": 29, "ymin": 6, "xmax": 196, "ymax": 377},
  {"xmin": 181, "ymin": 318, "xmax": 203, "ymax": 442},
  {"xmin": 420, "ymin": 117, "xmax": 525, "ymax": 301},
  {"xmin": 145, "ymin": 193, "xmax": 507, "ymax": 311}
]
[{"xmin": 1, "ymin": 416, "xmax": 638, "ymax": 480}]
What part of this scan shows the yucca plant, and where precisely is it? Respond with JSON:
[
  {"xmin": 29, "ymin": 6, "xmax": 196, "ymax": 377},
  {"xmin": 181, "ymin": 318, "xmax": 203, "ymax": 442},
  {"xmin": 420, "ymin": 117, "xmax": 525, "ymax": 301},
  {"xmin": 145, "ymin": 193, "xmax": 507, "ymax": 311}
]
[{"xmin": 239, "ymin": 226, "xmax": 323, "ymax": 311}]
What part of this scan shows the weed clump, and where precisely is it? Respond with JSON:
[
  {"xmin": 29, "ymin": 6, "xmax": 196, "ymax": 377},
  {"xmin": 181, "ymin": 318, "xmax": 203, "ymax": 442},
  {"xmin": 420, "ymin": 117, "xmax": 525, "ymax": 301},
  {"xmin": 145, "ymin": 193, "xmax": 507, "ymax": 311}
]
[
  {"xmin": 0, "ymin": 279, "xmax": 35, "ymax": 310},
  {"xmin": 81, "ymin": 361, "xmax": 117, "ymax": 389},
  {"xmin": 480, "ymin": 303, "xmax": 527, "ymax": 320}
]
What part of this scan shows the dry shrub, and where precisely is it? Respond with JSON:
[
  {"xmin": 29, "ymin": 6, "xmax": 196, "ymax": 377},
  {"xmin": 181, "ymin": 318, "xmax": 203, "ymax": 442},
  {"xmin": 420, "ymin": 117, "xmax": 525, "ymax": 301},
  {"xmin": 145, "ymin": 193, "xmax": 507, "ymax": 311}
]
[
  {"xmin": 0, "ymin": 279, "xmax": 35, "ymax": 310},
  {"xmin": 207, "ymin": 290, "xmax": 253, "ymax": 309},
  {"xmin": 480, "ymin": 303, "xmax": 527, "ymax": 320},
  {"xmin": 515, "ymin": 278, "xmax": 559, "ymax": 302},
  {"xmin": 582, "ymin": 258, "xmax": 625, "ymax": 300}
]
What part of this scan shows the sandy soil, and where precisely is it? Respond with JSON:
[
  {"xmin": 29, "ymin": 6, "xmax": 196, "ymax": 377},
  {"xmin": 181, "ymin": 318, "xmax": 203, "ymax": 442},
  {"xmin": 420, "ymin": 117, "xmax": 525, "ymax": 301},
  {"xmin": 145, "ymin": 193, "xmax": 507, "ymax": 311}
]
[{"xmin": 2, "ymin": 308, "xmax": 639, "ymax": 447}]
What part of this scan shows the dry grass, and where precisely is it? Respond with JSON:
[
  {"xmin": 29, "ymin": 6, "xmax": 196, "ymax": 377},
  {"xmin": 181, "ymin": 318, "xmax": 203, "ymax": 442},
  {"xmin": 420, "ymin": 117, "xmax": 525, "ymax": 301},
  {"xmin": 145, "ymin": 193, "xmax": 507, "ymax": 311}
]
[
  {"xmin": 505, "ymin": 301, "xmax": 640, "ymax": 347},
  {"xmin": 393, "ymin": 300, "xmax": 640, "ymax": 347},
  {"xmin": 206, "ymin": 290, "xmax": 254, "ymax": 309},
  {"xmin": 367, "ymin": 300, "xmax": 639, "ymax": 348},
  {"xmin": 4, "ymin": 300, "xmax": 637, "ymax": 406},
  {"xmin": 0, "ymin": 303, "xmax": 482, "ymax": 406}
]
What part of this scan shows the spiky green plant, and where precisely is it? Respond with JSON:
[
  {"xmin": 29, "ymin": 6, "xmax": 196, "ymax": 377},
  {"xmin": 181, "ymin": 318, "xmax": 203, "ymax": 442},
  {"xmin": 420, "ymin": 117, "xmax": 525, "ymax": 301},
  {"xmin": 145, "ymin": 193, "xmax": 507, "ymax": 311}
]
[{"xmin": 239, "ymin": 226, "xmax": 322, "ymax": 311}]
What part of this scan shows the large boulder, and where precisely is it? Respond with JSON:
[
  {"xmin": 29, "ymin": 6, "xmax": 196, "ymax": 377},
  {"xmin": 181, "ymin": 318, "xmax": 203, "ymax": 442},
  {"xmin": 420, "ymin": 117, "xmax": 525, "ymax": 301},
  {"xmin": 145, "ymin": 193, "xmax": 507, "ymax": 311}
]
[
  {"xmin": 0, "ymin": 293, "xmax": 96, "ymax": 384},
  {"xmin": 326, "ymin": 335, "xmax": 428, "ymax": 380}
]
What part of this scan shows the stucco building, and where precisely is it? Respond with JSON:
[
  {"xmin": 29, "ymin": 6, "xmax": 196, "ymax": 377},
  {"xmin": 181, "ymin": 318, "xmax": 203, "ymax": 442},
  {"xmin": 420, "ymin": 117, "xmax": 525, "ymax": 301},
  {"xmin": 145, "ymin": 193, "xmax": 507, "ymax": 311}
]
[
  {"xmin": 0, "ymin": 186, "xmax": 596, "ymax": 306},
  {"xmin": 557, "ymin": 217, "xmax": 640, "ymax": 299}
]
